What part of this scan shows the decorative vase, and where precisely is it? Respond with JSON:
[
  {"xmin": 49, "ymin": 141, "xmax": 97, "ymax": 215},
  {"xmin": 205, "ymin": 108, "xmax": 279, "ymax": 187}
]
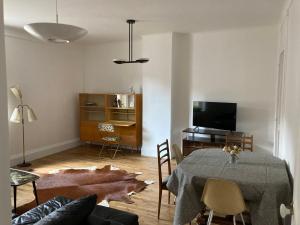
[{"xmin": 230, "ymin": 154, "xmax": 238, "ymax": 164}]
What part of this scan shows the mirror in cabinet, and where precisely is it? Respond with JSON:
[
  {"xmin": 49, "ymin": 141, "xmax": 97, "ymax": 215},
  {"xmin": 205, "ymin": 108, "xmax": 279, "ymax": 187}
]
[
  {"xmin": 106, "ymin": 94, "xmax": 135, "ymax": 109},
  {"xmin": 106, "ymin": 94, "xmax": 137, "ymax": 125}
]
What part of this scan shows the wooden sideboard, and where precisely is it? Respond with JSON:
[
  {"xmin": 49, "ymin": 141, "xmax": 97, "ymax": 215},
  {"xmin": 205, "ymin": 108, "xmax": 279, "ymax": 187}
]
[
  {"xmin": 182, "ymin": 128, "xmax": 244, "ymax": 156},
  {"xmin": 79, "ymin": 93, "xmax": 142, "ymax": 151}
]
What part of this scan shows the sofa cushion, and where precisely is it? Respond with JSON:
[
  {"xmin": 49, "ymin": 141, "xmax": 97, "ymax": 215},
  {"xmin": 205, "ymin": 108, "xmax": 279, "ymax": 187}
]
[
  {"xmin": 34, "ymin": 194, "xmax": 97, "ymax": 225},
  {"xmin": 89, "ymin": 205, "xmax": 139, "ymax": 225},
  {"xmin": 11, "ymin": 213, "xmax": 19, "ymax": 220},
  {"xmin": 12, "ymin": 196, "xmax": 72, "ymax": 225},
  {"xmin": 85, "ymin": 214, "xmax": 111, "ymax": 225}
]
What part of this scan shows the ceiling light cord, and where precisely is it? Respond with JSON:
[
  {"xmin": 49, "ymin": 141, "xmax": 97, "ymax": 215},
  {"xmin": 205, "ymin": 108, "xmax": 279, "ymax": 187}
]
[
  {"xmin": 128, "ymin": 21, "xmax": 134, "ymax": 61},
  {"xmin": 56, "ymin": 0, "xmax": 59, "ymax": 24},
  {"xmin": 131, "ymin": 22, "xmax": 133, "ymax": 61},
  {"xmin": 128, "ymin": 21, "xmax": 131, "ymax": 61}
]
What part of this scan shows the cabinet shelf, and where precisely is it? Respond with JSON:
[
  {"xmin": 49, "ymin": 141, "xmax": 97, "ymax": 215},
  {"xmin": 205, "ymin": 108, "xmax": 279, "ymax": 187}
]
[
  {"xmin": 82, "ymin": 110, "xmax": 104, "ymax": 113},
  {"xmin": 111, "ymin": 112, "xmax": 136, "ymax": 115},
  {"xmin": 106, "ymin": 120, "xmax": 136, "ymax": 127},
  {"xmin": 80, "ymin": 106, "xmax": 105, "ymax": 114},
  {"xmin": 80, "ymin": 106, "xmax": 104, "ymax": 109},
  {"xmin": 107, "ymin": 107, "xmax": 135, "ymax": 110},
  {"xmin": 81, "ymin": 120, "xmax": 105, "ymax": 123}
]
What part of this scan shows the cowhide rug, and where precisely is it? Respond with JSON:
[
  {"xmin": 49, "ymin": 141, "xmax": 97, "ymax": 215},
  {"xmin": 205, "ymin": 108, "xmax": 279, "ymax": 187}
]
[{"xmin": 17, "ymin": 165, "xmax": 148, "ymax": 214}]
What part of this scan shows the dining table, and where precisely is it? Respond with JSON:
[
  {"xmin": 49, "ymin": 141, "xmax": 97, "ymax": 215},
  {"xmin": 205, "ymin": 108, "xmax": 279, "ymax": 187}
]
[{"xmin": 166, "ymin": 148, "xmax": 292, "ymax": 225}]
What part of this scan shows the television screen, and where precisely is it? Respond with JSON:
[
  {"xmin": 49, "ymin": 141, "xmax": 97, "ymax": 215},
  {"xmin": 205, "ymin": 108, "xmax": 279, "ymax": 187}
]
[{"xmin": 193, "ymin": 101, "xmax": 237, "ymax": 131}]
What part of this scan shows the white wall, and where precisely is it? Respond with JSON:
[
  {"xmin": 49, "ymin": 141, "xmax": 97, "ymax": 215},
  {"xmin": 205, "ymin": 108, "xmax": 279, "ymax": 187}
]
[
  {"xmin": 295, "ymin": 133, "xmax": 300, "ymax": 224},
  {"xmin": 171, "ymin": 33, "xmax": 192, "ymax": 147},
  {"xmin": 277, "ymin": 0, "xmax": 300, "ymax": 176},
  {"xmin": 142, "ymin": 33, "xmax": 173, "ymax": 157},
  {"xmin": 3, "ymin": 24, "xmax": 280, "ymax": 163},
  {"xmin": 5, "ymin": 36, "xmax": 84, "ymax": 164},
  {"xmin": 0, "ymin": 0, "xmax": 11, "ymax": 223},
  {"xmin": 277, "ymin": 0, "xmax": 300, "ymax": 224},
  {"xmin": 85, "ymin": 28, "xmax": 279, "ymax": 157},
  {"xmin": 190, "ymin": 26, "xmax": 278, "ymax": 152},
  {"xmin": 4, "ymin": 35, "xmax": 143, "ymax": 163},
  {"xmin": 83, "ymin": 40, "xmax": 142, "ymax": 93}
]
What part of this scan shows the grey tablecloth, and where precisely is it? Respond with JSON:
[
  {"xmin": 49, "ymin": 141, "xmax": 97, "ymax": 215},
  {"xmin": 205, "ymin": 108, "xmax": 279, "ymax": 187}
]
[{"xmin": 166, "ymin": 149, "xmax": 292, "ymax": 225}]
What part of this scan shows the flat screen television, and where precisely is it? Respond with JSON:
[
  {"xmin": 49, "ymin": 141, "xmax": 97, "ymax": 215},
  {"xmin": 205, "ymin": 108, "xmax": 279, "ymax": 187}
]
[{"xmin": 193, "ymin": 101, "xmax": 237, "ymax": 131}]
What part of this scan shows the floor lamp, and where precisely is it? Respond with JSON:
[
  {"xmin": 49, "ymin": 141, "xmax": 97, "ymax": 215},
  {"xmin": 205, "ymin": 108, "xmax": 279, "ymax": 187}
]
[{"xmin": 10, "ymin": 85, "xmax": 37, "ymax": 167}]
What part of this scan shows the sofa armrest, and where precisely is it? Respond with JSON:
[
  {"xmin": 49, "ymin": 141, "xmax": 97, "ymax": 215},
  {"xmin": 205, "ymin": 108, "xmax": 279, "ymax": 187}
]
[{"xmin": 12, "ymin": 196, "xmax": 73, "ymax": 225}]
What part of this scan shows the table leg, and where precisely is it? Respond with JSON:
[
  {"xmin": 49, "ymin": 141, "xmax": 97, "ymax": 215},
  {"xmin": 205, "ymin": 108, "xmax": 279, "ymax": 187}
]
[
  {"xmin": 32, "ymin": 181, "xmax": 39, "ymax": 206},
  {"xmin": 13, "ymin": 186, "xmax": 17, "ymax": 213}
]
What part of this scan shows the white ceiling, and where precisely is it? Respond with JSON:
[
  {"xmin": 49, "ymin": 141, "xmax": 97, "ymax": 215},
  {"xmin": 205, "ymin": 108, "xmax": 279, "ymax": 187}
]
[{"xmin": 4, "ymin": 0, "xmax": 286, "ymax": 44}]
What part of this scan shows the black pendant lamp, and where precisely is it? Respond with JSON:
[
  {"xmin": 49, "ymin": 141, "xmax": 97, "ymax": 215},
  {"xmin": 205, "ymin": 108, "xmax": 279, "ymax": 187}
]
[{"xmin": 113, "ymin": 20, "xmax": 149, "ymax": 64}]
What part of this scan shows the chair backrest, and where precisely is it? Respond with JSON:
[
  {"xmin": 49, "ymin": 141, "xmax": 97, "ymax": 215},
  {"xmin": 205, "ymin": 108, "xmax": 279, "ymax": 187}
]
[
  {"xmin": 157, "ymin": 139, "xmax": 171, "ymax": 188},
  {"xmin": 172, "ymin": 144, "xmax": 184, "ymax": 165},
  {"xmin": 201, "ymin": 178, "xmax": 246, "ymax": 215},
  {"xmin": 242, "ymin": 134, "xmax": 254, "ymax": 151},
  {"xmin": 98, "ymin": 123, "xmax": 115, "ymax": 132},
  {"xmin": 225, "ymin": 134, "xmax": 243, "ymax": 147}
]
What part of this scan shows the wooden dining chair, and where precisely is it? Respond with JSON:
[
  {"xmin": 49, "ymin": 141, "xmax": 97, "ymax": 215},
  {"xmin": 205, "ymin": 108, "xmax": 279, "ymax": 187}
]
[
  {"xmin": 98, "ymin": 123, "xmax": 121, "ymax": 159},
  {"xmin": 226, "ymin": 133, "xmax": 254, "ymax": 152},
  {"xmin": 242, "ymin": 134, "xmax": 254, "ymax": 152},
  {"xmin": 201, "ymin": 178, "xmax": 247, "ymax": 225},
  {"xmin": 225, "ymin": 134, "xmax": 243, "ymax": 148},
  {"xmin": 157, "ymin": 139, "xmax": 171, "ymax": 219},
  {"xmin": 172, "ymin": 144, "xmax": 184, "ymax": 165}
]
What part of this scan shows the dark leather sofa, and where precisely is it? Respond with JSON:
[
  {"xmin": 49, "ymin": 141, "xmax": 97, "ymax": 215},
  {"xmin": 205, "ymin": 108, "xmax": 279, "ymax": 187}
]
[{"xmin": 12, "ymin": 195, "xmax": 139, "ymax": 225}]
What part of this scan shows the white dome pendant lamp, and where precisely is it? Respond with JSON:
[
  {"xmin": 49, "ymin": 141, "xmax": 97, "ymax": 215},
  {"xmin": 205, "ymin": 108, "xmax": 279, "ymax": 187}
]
[
  {"xmin": 113, "ymin": 20, "xmax": 149, "ymax": 64},
  {"xmin": 24, "ymin": 0, "xmax": 87, "ymax": 43}
]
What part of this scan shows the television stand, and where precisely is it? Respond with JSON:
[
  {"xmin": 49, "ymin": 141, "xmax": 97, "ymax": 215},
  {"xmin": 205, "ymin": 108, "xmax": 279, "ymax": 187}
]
[
  {"xmin": 193, "ymin": 126, "xmax": 200, "ymax": 131},
  {"xmin": 182, "ymin": 128, "xmax": 243, "ymax": 156}
]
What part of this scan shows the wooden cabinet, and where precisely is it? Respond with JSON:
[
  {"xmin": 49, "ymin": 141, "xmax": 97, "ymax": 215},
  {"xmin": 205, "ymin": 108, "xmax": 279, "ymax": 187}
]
[
  {"xmin": 79, "ymin": 93, "xmax": 142, "ymax": 150},
  {"xmin": 182, "ymin": 128, "xmax": 244, "ymax": 156}
]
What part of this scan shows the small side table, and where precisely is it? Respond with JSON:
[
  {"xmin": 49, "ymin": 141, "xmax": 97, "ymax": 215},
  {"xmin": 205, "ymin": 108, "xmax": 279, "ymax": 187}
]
[{"xmin": 10, "ymin": 168, "xmax": 40, "ymax": 213}]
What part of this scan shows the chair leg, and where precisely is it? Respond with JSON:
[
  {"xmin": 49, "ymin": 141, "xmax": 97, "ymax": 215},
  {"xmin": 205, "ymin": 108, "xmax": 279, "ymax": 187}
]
[
  {"xmin": 233, "ymin": 215, "xmax": 236, "ymax": 225},
  {"xmin": 168, "ymin": 191, "xmax": 170, "ymax": 204},
  {"xmin": 207, "ymin": 210, "xmax": 213, "ymax": 225},
  {"xmin": 112, "ymin": 144, "xmax": 119, "ymax": 159},
  {"xmin": 99, "ymin": 144, "xmax": 105, "ymax": 158},
  {"xmin": 240, "ymin": 213, "xmax": 246, "ymax": 225},
  {"xmin": 158, "ymin": 188, "xmax": 162, "ymax": 219}
]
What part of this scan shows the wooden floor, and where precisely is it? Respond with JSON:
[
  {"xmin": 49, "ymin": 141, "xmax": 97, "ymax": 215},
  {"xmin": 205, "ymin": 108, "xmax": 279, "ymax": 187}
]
[{"xmin": 12, "ymin": 144, "xmax": 193, "ymax": 225}]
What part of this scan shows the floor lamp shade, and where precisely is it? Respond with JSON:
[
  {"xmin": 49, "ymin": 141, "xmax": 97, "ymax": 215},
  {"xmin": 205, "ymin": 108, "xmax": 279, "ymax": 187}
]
[
  {"xmin": 10, "ymin": 86, "xmax": 22, "ymax": 100},
  {"xmin": 10, "ymin": 107, "xmax": 37, "ymax": 123},
  {"xmin": 27, "ymin": 108, "xmax": 37, "ymax": 122},
  {"xmin": 10, "ymin": 108, "xmax": 21, "ymax": 123}
]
